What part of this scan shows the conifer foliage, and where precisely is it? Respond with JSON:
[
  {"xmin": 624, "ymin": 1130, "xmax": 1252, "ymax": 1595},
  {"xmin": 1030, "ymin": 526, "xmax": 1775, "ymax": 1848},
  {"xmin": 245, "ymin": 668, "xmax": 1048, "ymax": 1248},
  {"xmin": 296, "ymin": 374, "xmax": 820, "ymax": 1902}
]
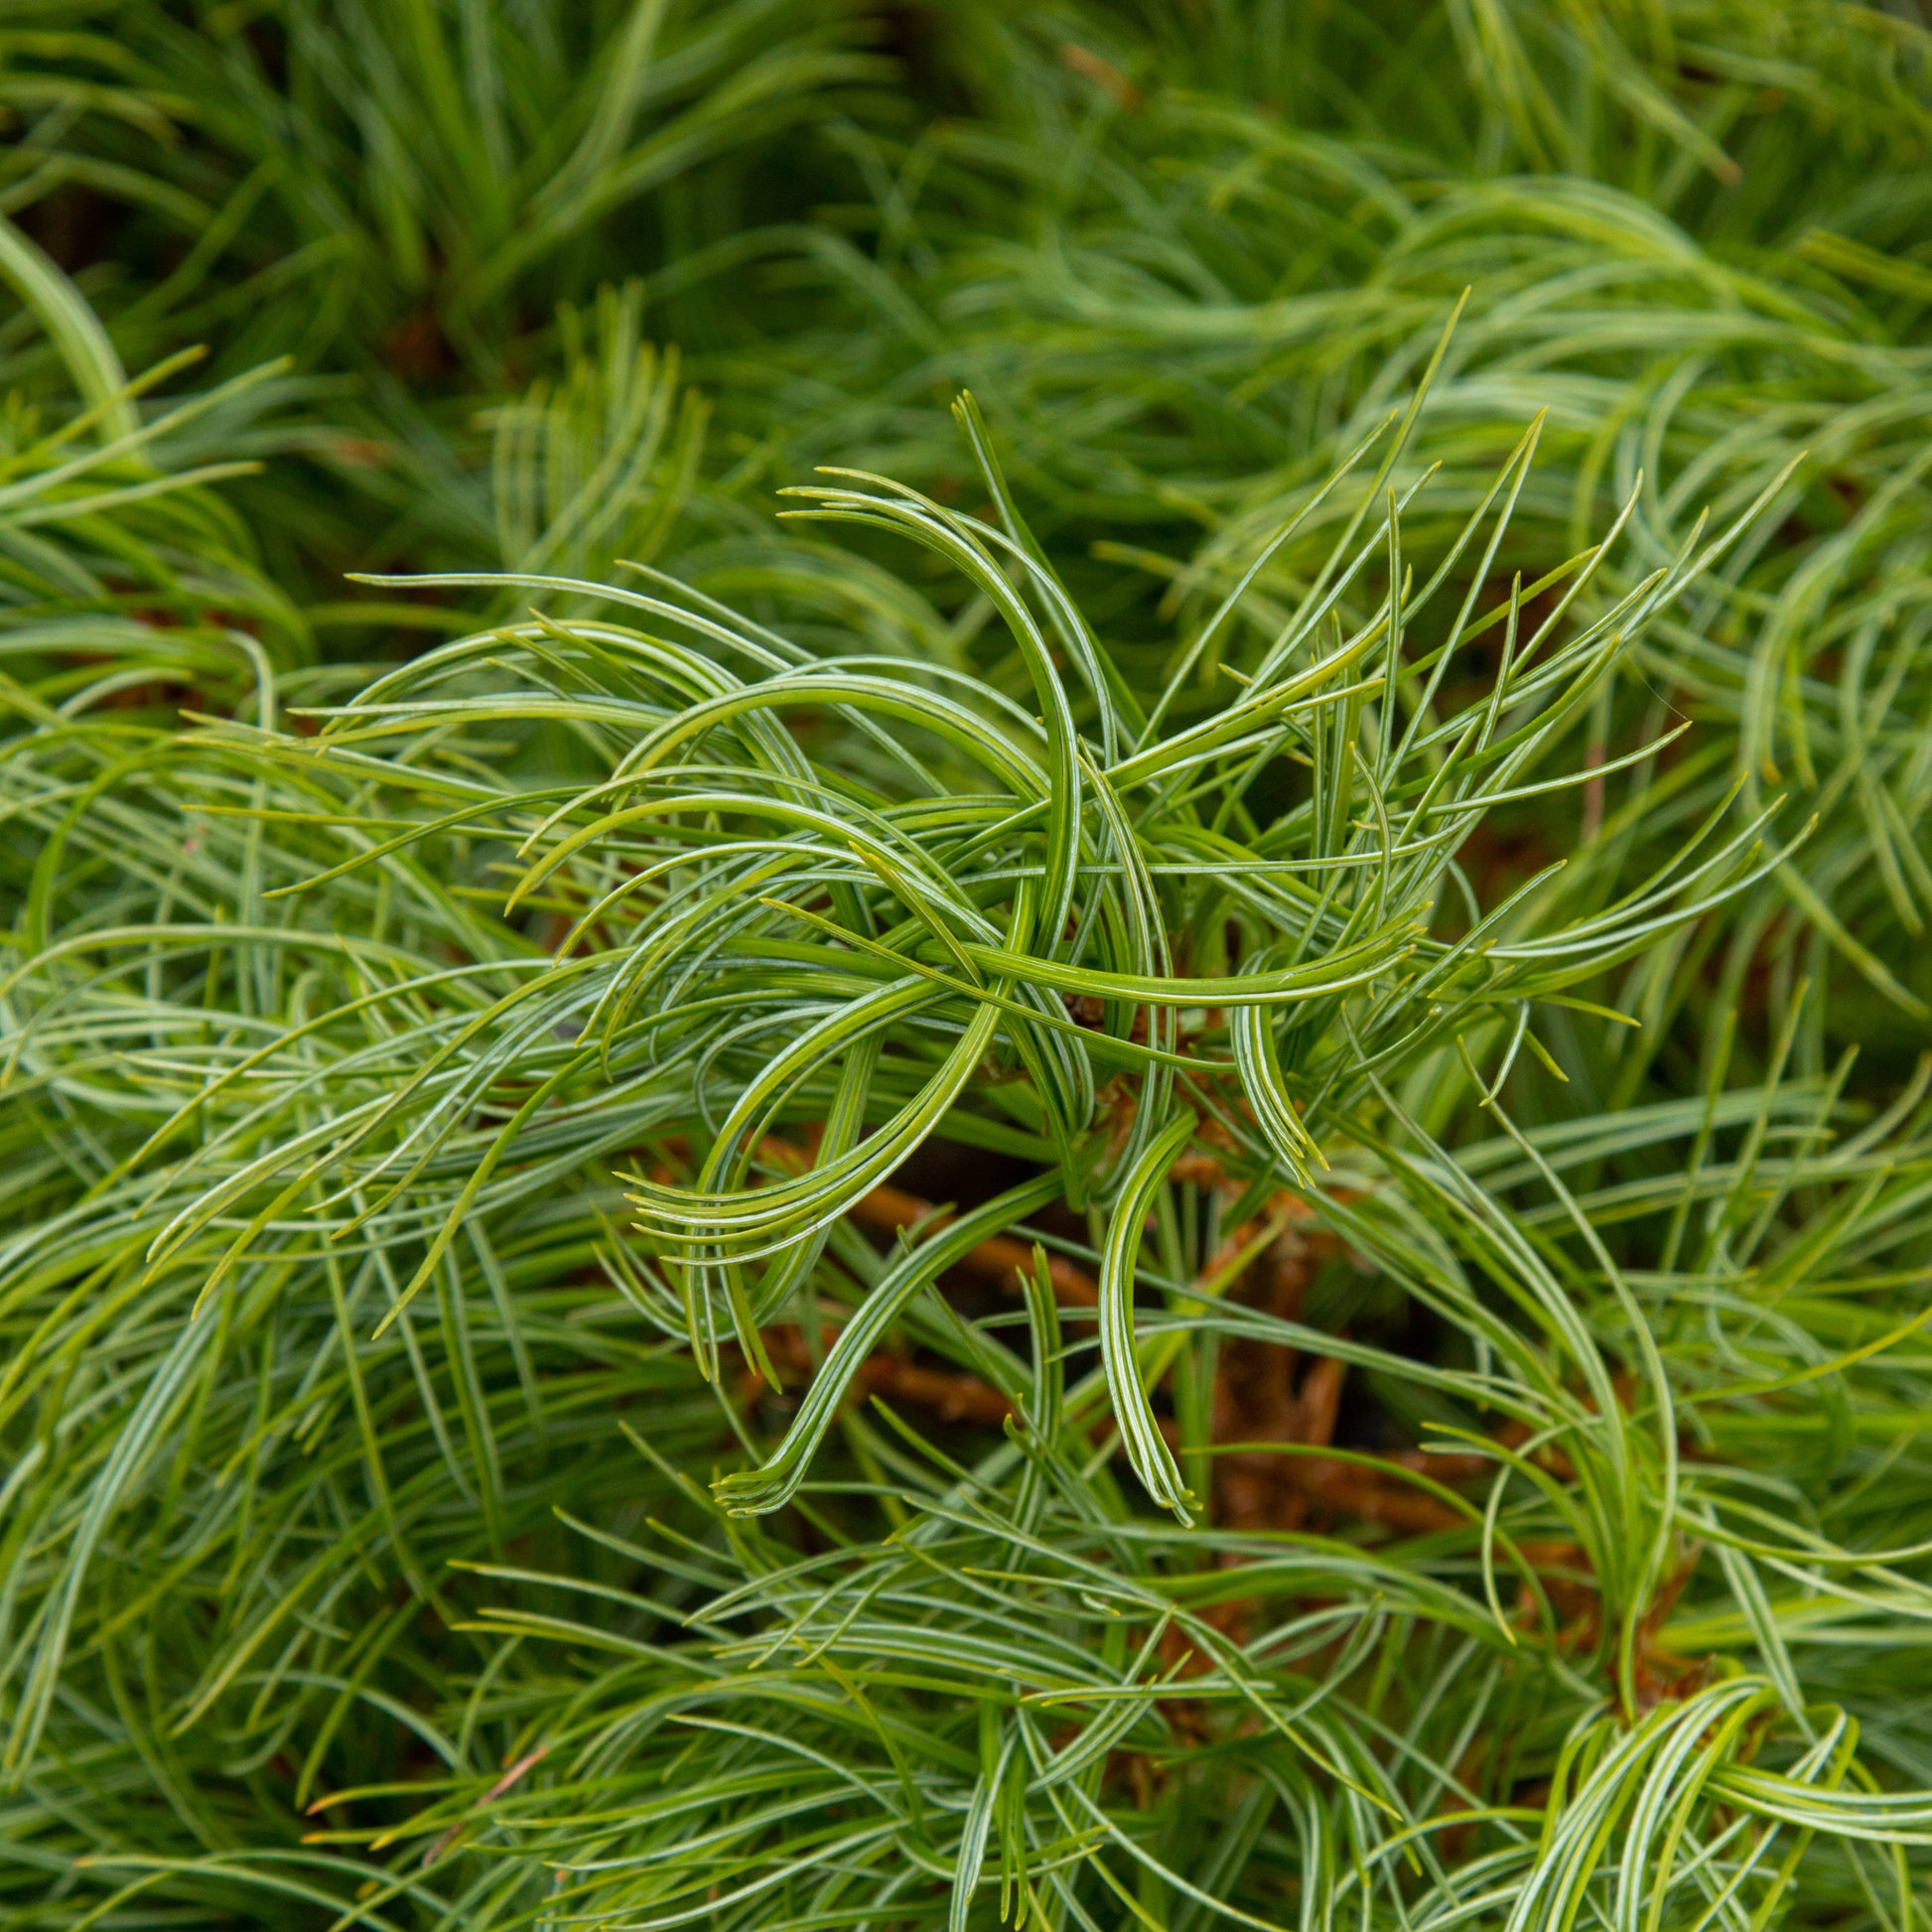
[{"xmin": 3, "ymin": 4, "xmax": 1932, "ymax": 1929}]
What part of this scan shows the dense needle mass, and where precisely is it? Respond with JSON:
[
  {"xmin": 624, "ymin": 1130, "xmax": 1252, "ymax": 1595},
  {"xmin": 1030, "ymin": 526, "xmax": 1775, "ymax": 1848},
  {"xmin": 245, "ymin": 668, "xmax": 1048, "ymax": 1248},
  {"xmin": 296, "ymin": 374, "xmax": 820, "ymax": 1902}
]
[{"xmin": 2, "ymin": 6, "xmax": 1932, "ymax": 1930}]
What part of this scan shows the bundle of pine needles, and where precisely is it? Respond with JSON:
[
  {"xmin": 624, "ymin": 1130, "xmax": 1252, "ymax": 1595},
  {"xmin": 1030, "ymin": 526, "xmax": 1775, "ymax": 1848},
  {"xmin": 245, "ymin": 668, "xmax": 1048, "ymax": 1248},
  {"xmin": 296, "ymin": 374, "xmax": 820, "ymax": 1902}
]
[{"xmin": 3, "ymin": 4, "xmax": 1932, "ymax": 1929}]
